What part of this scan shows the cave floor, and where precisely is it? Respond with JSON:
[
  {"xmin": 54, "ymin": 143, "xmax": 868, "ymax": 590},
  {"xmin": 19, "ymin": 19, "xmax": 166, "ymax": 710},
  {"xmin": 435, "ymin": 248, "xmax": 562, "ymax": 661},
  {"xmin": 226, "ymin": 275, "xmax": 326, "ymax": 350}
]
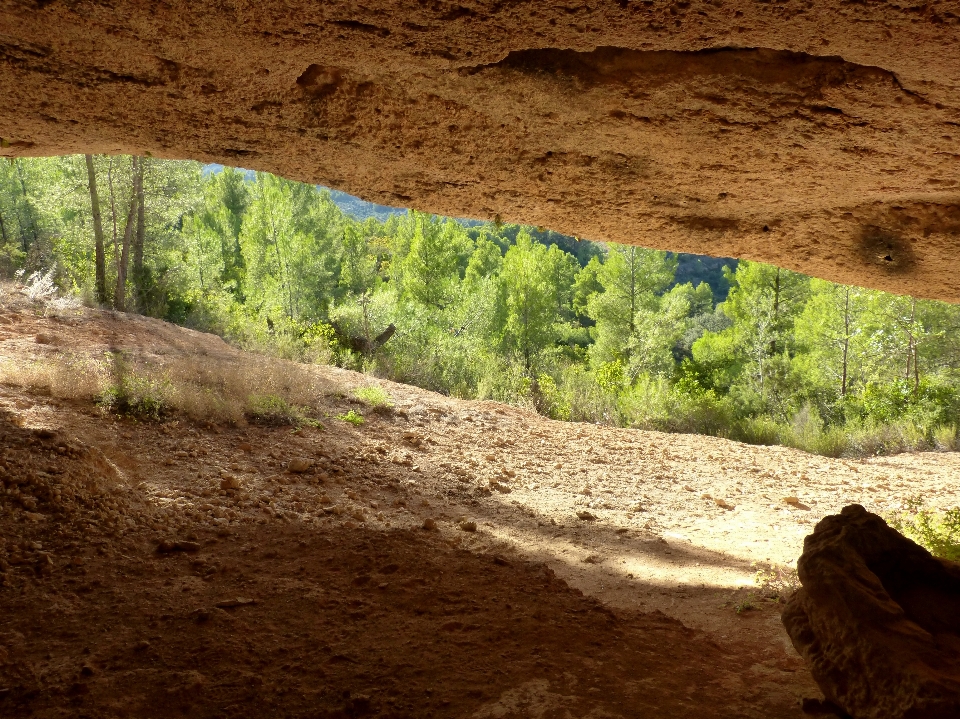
[{"xmin": 2, "ymin": 291, "xmax": 959, "ymax": 718}]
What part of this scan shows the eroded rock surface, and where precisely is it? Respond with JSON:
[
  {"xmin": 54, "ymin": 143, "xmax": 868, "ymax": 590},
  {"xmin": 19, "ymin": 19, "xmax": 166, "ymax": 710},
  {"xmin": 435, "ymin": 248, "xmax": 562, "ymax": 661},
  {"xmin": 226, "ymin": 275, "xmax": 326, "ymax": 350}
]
[
  {"xmin": 783, "ymin": 504, "xmax": 960, "ymax": 719},
  {"xmin": 1, "ymin": 2, "xmax": 959, "ymax": 299}
]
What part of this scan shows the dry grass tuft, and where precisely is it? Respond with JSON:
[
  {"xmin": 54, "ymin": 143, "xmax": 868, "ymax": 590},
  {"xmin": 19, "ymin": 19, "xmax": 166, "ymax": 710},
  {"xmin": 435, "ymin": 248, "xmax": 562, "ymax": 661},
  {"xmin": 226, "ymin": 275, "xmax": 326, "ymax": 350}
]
[{"xmin": 0, "ymin": 348, "xmax": 335, "ymax": 426}]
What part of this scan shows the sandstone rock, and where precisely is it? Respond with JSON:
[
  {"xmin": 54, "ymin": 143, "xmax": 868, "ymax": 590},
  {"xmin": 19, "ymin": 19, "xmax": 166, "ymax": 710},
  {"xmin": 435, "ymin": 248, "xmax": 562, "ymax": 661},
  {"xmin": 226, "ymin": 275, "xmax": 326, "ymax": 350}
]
[
  {"xmin": 782, "ymin": 504, "xmax": 960, "ymax": 719},
  {"xmin": 157, "ymin": 540, "xmax": 201, "ymax": 554},
  {"xmin": 287, "ymin": 458, "xmax": 314, "ymax": 473},
  {"xmin": 459, "ymin": 520, "xmax": 477, "ymax": 533},
  {"xmin": 10, "ymin": 6, "xmax": 960, "ymax": 301},
  {"xmin": 714, "ymin": 498, "xmax": 735, "ymax": 511},
  {"xmin": 215, "ymin": 597, "xmax": 256, "ymax": 608},
  {"xmin": 422, "ymin": 518, "xmax": 436, "ymax": 531},
  {"xmin": 219, "ymin": 476, "xmax": 241, "ymax": 491},
  {"xmin": 577, "ymin": 511, "xmax": 597, "ymax": 521},
  {"xmin": 784, "ymin": 496, "xmax": 811, "ymax": 510}
]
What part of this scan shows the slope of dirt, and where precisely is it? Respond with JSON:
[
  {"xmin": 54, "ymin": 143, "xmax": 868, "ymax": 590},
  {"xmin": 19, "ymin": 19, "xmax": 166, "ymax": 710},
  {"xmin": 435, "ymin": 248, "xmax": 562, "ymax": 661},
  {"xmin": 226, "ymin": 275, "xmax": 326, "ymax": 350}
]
[
  {"xmin": 3, "ymin": 2, "xmax": 960, "ymax": 300},
  {"xmin": 2, "ymin": 296, "xmax": 959, "ymax": 716}
]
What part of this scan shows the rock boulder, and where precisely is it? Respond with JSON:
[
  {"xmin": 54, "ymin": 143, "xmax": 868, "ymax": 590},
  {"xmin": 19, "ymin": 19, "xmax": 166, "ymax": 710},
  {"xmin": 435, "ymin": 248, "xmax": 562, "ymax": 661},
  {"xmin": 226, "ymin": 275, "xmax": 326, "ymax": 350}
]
[{"xmin": 783, "ymin": 504, "xmax": 960, "ymax": 719}]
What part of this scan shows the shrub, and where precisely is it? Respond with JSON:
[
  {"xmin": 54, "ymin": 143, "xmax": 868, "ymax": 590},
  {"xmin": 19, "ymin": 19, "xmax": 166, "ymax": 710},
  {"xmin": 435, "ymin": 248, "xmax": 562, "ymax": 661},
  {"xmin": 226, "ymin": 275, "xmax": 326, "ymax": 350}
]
[
  {"xmin": 534, "ymin": 373, "xmax": 570, "ymax": 420},
  {"xmin": 933, "ymin": 424, "xmax": 959, "ymax": 452},
  {"xmin": 247, "ymin": 394, "xmax": 321, "ymax": 428},
  {"xmin": 778, "ymin": 405, "xmax": 850, "ymax": 458},
  {"xmin": 846, "ymin": 421, "xmax": 928, "ymax": 457},
  {"xmin": 888, "ymin": 498, "xmax": 960, "ymax": 562},
  {"xmin": 557, "ymin": 364, "xmax": 617, "ymax": 424},
  {"xmin": 754, "ymin": 565, "xmax": 800, "ymax": 602},
  {"xmin": 734, "ymin": 416, "xmax": 781, "ymax": 446},
  {"xmin": 353, "ymin": 385, "xmax": 393, "ymax": 411},
  {"xmin": 96, "ymin": 351, "xmax": 169, "ymax": 419},
  {"xmin": 337, "ymin": 409, "xmax": 364, "ymax": 426}
]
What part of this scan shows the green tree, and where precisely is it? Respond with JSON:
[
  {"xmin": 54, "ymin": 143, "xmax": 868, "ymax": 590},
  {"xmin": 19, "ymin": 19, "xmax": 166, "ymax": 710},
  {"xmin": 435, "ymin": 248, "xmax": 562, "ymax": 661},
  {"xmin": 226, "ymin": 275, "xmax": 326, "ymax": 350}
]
[
  {"xmin": 500, "ymin": 231, "xmax": 558, "ymax": 374},
  {"xmin": 397, "ymin": 212, "xmax": 469, "ymax": 309},
  {"xmin": 587, "ymin": 244, "xmax": 677, "ymax": 366}
]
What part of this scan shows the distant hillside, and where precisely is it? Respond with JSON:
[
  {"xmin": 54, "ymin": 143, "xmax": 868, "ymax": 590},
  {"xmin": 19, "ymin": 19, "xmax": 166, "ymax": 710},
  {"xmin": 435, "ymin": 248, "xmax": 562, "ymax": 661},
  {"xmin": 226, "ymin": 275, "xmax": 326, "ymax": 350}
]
[
  {"xmin": 204, "ymin": 165, "xmax": 406, "ymax": 222},
  {"xmin": 324, "ymin": 189, "xmax": 407, "ymax": 222},
  {"xmin": 671, "ymin": 253, "xmax": 738, "ymax": 303}
]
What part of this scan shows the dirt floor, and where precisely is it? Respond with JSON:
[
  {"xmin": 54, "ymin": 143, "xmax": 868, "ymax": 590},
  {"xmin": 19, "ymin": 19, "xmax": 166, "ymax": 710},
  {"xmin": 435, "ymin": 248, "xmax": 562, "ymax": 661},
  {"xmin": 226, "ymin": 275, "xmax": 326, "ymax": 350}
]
[{"xmin": 2, "ymin": 289, "xmax": 959, "ymax": 718}]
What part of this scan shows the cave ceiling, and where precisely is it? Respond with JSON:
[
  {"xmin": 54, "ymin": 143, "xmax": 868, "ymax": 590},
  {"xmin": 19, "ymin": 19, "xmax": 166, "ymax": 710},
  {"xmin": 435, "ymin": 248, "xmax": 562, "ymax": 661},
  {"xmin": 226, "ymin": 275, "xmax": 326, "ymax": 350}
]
[{"xmin": 1, "ymin": 1, "xmax": 959, "ymax": 299}]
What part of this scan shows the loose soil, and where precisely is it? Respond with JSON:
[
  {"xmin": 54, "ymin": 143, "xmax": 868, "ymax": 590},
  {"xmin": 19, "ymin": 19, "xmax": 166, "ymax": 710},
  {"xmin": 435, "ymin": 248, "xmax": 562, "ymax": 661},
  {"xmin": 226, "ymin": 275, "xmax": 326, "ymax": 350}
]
[{"xmin": 2, "ymin": 294, "xmax": 959, "ymax": 718}]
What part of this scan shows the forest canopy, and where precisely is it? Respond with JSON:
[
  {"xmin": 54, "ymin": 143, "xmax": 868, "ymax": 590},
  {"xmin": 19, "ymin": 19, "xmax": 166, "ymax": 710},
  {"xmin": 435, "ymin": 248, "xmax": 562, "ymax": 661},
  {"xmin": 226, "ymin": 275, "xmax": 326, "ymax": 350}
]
[{"xmin": 1, "ymin": 155, "xmax": 959, "ymax": 457}]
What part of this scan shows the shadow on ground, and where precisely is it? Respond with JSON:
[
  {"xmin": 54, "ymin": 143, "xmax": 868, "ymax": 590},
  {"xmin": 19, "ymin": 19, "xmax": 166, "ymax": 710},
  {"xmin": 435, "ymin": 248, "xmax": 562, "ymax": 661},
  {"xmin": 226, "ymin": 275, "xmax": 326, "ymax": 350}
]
[{"xmin": 1, "ymin": 518, "xmax": 808, "ymax": 718}]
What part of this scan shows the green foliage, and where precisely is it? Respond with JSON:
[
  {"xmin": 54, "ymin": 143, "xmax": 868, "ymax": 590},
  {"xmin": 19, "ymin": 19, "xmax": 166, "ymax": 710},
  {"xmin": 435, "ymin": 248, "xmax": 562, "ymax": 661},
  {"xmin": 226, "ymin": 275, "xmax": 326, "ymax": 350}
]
[
  {"xmin": 501, "ymin": 231, "xmax": 559, "ymax": 374},
  {"xmin": 246, "ymin": 394, "xmax": 321, "ymax": 427},
  {"xmin": 595, "ymin": 360, "xmax": 625, "ymax": 395},
  {"xmin": 6, "ymin": 155, "xmax": 960, "ymax": 459},
  {"xmin": 337, "ymin": 409, "xmax": 365, "ymax": 426},
  {"xmin": 888, "ymin": 498, "xmax": 960, "ymax": 562},
  {"xmin": 753, "ymin": 565, "xmax": 800, "ymax": 602},
  {"xmin": 353, "ymin": 385, "xmax": 393, "ymax": 410},
  {"xmin": 97, "ymin": 352, "xmax": 168, "ymax": 419}
]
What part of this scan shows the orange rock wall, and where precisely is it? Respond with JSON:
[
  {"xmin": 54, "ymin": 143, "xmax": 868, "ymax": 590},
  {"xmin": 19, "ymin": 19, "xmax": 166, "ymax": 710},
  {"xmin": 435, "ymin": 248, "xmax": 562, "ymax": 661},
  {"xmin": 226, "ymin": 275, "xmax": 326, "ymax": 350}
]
[{"xmin": 1, "ymin": 1, "xmax": 959, "ymax": 299}]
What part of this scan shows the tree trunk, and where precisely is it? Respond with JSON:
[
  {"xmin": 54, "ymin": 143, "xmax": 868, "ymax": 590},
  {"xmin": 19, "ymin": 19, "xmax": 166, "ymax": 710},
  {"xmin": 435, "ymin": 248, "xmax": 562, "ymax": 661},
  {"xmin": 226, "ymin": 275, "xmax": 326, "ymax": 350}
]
[
  {"xmin": 905, "ymin": 298, "xmax": 916, "ymax": 384},
  {"xmin": 0, "ymin": 207, "xmax": 7, "ymax": 245},
  {"xmin": 132, "ymin": 156, "xmax": 146, "ymax": 309},
  {"xmin": 15, "ymin": 159, "xmax": 37, "ymax": 253},
  {"xmin": 113, "ymin": 196, "xmax": 136, "ymax": 310},
  {"xmin": 841, "ymin": 287, "xmax": 850, "ymax": 397},
  {"xmin": 113, "ymin": 158, "xmax": 138, "ymax": 311},
  {"xmin": 85, "ymin": 154, "xmax": 108, "ymax": 304},
  {"xmin": 911, "ymin": 298, "xmax": 920, "ymax": 399},
  {"xmin": 914, "ymin": 342, "xmax": 920, "ymax": 399},
  {"xmin": 770, "ymin": 268, "xmax": 781, "ymax": 355}
]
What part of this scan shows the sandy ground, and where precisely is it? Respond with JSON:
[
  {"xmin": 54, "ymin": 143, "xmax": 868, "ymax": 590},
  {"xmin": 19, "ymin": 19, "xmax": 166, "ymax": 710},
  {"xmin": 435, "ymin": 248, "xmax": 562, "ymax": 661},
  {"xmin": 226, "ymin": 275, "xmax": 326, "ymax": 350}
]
[{"xmin": 1, "ymin": 291, "xmax": 959, "ymax": 718}]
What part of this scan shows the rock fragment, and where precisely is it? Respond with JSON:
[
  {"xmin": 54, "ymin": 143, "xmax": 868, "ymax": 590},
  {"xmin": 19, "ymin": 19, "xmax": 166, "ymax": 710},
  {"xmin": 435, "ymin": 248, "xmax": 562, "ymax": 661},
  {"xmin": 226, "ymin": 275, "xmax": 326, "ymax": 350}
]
[
  {"xmin": 157, "ymin": 540, "xmax": 201, "ymax": 554},
  {"xmin": 783, "ymin": 504, "xmax": 960, "ymax": 719},
  {"xmin": 215, "ymin": 597, "xmax": 256, "ymax": 608},
  {"xmin": 287, "ymin": 458, "xmax": 314, "ymax": 473}
]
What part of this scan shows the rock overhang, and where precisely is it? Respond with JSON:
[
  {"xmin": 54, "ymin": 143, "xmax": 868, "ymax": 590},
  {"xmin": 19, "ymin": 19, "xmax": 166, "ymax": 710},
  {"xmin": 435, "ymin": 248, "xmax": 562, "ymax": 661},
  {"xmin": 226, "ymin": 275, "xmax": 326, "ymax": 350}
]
[{"xmin": 1, "ymin": 1, "xmax": 959, "ymax": 299}]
